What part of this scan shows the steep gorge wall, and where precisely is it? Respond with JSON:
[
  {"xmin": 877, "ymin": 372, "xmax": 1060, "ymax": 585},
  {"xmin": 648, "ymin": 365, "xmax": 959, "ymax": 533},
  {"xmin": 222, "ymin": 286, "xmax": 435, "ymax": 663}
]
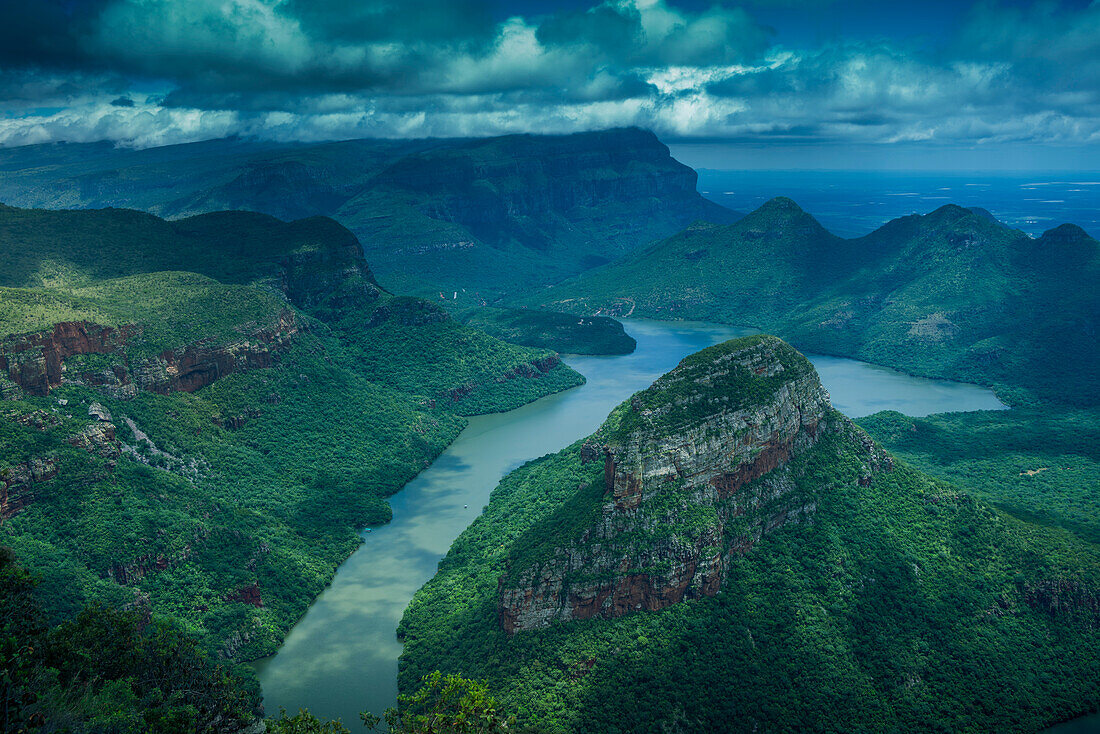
[{"xmin": 0, "ymin": 310, "xmax": 302, "ymax": 400}]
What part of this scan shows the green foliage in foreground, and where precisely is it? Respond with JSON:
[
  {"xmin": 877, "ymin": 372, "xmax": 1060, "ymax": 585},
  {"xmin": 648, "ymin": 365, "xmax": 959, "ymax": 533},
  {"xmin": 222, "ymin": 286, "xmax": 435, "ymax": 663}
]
[
  {"xmin": 861, "ymin": 408, "xmax": 1100, "ymax": 545},
  {"xmin": 266, "ymin": 671, "xmax": 524, "ymax": 734},
  {"xmin": 457, "ymin": 308, "xmax": 636, "ymax": 356},
  {"xmin": 400, "ymin": 416, "xmax": 1100, "ymax": 732},
  {"xmin": 1, "ymin": 546, "xmax": 256, "ymax": 733}
]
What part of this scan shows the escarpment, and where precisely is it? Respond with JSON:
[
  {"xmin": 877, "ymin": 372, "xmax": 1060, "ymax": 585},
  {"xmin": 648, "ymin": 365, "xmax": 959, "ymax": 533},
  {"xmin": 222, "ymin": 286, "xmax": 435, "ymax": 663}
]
[
  {"xmin": 0, "ymin": 322, "xmax": 139, "ymax": 397},
  {"xmin": 498, "ymin": 335, "xmax": 876, "ymax": 634},
  {"xmin": 1, "ymin": 309, "xmax": 302, "ymax": 399}
]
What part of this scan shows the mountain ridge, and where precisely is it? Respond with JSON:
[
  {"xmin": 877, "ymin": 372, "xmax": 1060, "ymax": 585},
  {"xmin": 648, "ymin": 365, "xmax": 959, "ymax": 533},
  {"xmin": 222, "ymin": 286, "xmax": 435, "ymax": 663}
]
[
  {"xmin": 0, "ymin": 128, "xmax": 740, "ymax": 301},
  {"xmin": 521, "ymin": 197, "xmax": 1100, "ymax": 406}
]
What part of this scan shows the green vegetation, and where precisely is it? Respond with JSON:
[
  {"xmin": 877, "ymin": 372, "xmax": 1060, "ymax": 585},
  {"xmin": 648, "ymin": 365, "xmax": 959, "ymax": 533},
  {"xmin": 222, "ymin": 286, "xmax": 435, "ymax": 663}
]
[
  {"xmin": 522, "ymin": 199, "xmax": 1100, "ymax": 407},
  {"xmin": 861, "ymin": 408, "xmax": 1100, "ymax": 545},
  {"xmin": 0, "ymin": 203, "xmax": 585, "ymax": 729},
  {"xmin": 459, "ymin": 308, "xmax": 636, "ymax": 355},
  {"xmin": 2, "ymin": 331, "xmax": 464, "ymax": 660},
  {"xmin": 0, "ymin": 206, "xmax": 582, "ymax": 413},
  {"xmin": 0, "ymin": 129, "xmax": 738, "ymax": 301},
  {"xmin": 608, "ymin": 334, "xmax": 813, "ymax": 439},
  {"xmin": 265, "ymin": 671, "xmax": 525, "ymax": 733},
  {"xmin": 1, "ymin": 272, "xmax": 289, "ymax": 359},
  {"xmin": 400, "ymin": 343, "xmax": 1100, "ymax": 733},
  {"xmin": 0, "ymin": 546, "xmax": 255, "ymax": 733}
]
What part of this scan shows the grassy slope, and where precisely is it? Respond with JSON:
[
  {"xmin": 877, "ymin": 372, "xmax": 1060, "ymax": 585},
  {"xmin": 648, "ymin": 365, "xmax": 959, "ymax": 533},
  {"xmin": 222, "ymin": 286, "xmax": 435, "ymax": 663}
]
[
  {"xmin": 521, "ymin": 199, "xmax": 1100, "ymax": 407},
  {"xmin": 400, "ymin": 404, "xmax": 1100, "ymax": 733}
]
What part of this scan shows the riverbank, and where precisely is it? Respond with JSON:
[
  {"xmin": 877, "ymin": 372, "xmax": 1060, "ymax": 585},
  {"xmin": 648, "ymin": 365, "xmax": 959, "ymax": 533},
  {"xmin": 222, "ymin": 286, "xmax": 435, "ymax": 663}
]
[{"xmin": 255, "ymin": 319, "xmax": 1006, "ymax": 724}]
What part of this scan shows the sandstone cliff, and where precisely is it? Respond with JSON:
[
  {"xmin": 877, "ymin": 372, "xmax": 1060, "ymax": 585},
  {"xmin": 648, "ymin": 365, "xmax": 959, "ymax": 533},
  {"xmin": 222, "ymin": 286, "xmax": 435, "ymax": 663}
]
[
  {"xmin": 498, "ymin": 335, "xmax": 888, "ymax": 634},
  {"xmin": 0, "ymin": 310, "xmax": 302, "ymax": 399}
]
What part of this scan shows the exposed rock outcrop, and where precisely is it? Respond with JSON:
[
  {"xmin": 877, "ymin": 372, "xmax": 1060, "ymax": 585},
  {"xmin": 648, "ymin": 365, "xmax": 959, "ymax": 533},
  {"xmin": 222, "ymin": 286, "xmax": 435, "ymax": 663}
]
[
  {"xmin": 1, "ymin": 310, "xmax": 302, "ymax": 399},
  {"xmin": 498, "ymin": 336, "xmax": 858, "ymax": 634},
  {"xmin": 133, "ymin": 310, "xmax": 301, "ymax": 395},
  {"xmin": 68, "ymin": 421, "xmax": 122, "ymax": 460},
  {"xmin": 226, "ymin": 582, "xmax": 264, "ymax": 608},
  {"xmin": 1, "ymin": 456, "xmax": 60, "ymax": 520},
  {"xmin": 0, "ymin": 322, "xmax": 138, "ymax": 397}
]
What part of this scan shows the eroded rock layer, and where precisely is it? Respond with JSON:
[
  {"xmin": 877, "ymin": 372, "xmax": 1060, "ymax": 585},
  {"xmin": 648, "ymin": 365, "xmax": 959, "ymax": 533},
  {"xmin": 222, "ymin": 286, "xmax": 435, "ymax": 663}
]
[{"xmin": 498, "ymin": 335, "xmax": 838, "ymax": 634}]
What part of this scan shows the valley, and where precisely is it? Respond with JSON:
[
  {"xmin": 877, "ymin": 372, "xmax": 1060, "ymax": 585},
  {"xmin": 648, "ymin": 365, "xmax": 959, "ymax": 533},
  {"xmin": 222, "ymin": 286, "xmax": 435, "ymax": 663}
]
[
  {"xmin": 0, "ymin": 129, "xmax": 1095, "ymax": 733},
  {"xmin": 256, "ymin": 318, "xmax": 1006, "ymax": 724}
]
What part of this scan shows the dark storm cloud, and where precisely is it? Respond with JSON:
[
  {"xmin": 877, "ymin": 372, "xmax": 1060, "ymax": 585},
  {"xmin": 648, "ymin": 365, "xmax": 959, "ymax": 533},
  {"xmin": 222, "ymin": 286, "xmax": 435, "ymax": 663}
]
[
  {"xmin": 0, "ymin": 0, "xmax": 108, "ymax": 68},
  {"xmin": 0, "ymin": 0, "xmax": 1097, "ymax": 152},
  {"xmin": 283, "ymin": 0, "xmax": 497, "ymax": 46}
]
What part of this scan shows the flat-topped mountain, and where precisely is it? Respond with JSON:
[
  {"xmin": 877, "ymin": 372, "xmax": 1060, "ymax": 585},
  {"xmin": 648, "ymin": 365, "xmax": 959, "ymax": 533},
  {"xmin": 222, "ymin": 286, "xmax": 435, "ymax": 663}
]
[
  {"xmin": 0, "ymin": 129, "xmax": 738, "ymax": 299},
  {"xmin": 400, "ymin": 334, "xmax": 1100, "ymax": 732},
  {"xmin": 524, "ymin": 198, "xmax": 1100, "ymax": 405}
]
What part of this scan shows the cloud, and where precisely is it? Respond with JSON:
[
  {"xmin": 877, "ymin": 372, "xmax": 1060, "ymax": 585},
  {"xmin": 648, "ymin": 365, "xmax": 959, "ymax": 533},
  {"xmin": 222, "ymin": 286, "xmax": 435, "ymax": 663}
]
[
  {"xmin": 0, "ymin": 0, "xmax": 1097, "ymax": 154},
  {"xmin": 536, "ymin": 0, "xmax": 772, "ymax": 67}
]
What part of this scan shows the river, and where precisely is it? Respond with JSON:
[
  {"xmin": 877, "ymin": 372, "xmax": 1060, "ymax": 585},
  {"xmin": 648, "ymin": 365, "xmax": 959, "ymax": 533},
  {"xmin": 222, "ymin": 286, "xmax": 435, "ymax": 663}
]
[{"xmin": 254, "ymin": 318, "xmax": 1007, "ymax": 725}]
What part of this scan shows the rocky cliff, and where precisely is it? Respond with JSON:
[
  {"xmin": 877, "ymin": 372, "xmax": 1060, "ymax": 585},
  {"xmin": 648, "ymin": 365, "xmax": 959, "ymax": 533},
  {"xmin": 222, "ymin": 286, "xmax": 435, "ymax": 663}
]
[
  {"xmin": 498, "ymin": 335, "xmax": 860, "ymax": 634},
  {"xmin": 0, "ymin": 322, "xmax": 138, "ymax": 397},
  {"xmin": 0, "ymin": 310, "xmax": 302, "ymax": 399},
  {"xmin": 372, "ymin": 128, "xmax": 711, "ymax": 247}
]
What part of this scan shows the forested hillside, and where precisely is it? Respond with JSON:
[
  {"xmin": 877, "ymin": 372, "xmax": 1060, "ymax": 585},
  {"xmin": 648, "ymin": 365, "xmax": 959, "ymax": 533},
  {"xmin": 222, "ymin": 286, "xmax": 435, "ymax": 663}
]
[
  {"xmin": 523, "ymin": 198, "xmax": 1100, "ymax": 407},
  {"xmin": 400, "ymin": 336, "xmax": 1100, "ymax": 733},
  {"xmin": 0, "ymin": 205, "xmax": 584, "ymax": 729}
]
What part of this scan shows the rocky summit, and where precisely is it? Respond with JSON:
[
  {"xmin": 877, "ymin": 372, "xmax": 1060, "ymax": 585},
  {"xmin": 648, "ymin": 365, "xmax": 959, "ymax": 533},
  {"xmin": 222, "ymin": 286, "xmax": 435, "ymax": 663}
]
[{"xmin": 498, "ymin": 336, "xmax": 871, "ymax": 633}]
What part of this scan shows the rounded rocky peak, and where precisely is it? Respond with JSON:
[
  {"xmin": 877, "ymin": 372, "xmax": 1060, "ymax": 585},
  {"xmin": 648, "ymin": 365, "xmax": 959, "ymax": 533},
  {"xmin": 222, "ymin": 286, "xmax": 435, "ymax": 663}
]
[
  {"xmin": 1040, "ymin": 223, "xmax": 1095, "ymax": 246},
  {"xmin": 758, "ymin": 196, "xmax": 806, "ymax": 214},
  {"xmin": 605, "ymin": 334, "xmax": 829, "ymax": 441},
  {"xmin": 927, "ymin": 203, "xmax": 972, "ymax": 221}
]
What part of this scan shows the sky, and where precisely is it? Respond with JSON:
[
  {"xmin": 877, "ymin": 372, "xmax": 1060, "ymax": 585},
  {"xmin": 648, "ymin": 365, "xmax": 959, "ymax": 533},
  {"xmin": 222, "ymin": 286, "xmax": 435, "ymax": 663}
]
[{"xmin": 1, "ymin": 0, "xmax": 1099, "ymax": 169}]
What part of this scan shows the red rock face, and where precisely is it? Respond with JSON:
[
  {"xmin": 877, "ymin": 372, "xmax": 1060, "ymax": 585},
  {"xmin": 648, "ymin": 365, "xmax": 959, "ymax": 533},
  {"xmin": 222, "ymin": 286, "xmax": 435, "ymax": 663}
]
[
  {"xmin": 135, "ymin": 309, "xmax": 301, "ymax": 395},
  {"xmin": 497, "ymin": 336, "xmax": 840, "ymax": 635},
  {"xmin": 710, "ymin": 435, "xmax": 794, "ymax": 499},
  {"xmin": 1, "ymin": 310, "xmax": 302, "ymax": 399},
  {"xmin": 0, "ymin": 321, "xmax": 137, "ymax": 396}
]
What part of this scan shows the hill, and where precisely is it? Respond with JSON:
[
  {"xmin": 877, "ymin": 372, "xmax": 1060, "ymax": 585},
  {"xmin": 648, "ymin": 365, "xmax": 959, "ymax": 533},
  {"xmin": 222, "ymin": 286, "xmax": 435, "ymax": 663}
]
[
  {"xmin": 0, "ymin": 204, "xmax": 583, "ymax": 703},
  {"xmin": 458, "ymin": 308, "xmax": 636, "ymax": 355},
  {"xmin": 399, "ymin": 335, "xmax": 1100, "ymax": 732},
  {"xmin": 0, "ymin": 129, "xmax": 739, "ymax": 300},
  {"xmin": 521, "ymin": 198, "xmax": 1100, "ymax": 407},
  {"xmin": 0, "ymin": 205, "xmax": 583, "ymax": 413}
]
